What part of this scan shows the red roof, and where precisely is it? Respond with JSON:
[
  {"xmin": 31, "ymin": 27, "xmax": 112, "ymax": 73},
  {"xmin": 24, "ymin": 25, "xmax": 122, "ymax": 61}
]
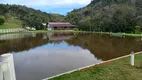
[{"xmin": 48, "ymin": 22, "xmax": 73, "ymax": 27}]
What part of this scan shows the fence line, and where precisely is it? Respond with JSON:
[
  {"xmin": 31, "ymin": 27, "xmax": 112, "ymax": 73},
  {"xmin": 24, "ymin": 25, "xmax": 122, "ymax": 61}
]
[
  {"xmin": 43, "ymin": 51, "xmax": 142, "ymax": 80},
  {"xmin": 0, "ymin": 28, "xmax": 24, "ymax": 34},
  {"xmin": 0, "ymin": 52, "xmax": 141, "ymax": 80}
]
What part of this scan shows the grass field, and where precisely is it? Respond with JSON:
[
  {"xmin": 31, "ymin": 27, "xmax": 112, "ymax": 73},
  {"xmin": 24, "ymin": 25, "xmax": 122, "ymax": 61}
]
[
  {"xmin": 50, "ymin": 53, "xmax": 142, "ymax": 80},
  {"xmin": 0, "ymin": 18, "xmax": 22, "ymax": 29}
]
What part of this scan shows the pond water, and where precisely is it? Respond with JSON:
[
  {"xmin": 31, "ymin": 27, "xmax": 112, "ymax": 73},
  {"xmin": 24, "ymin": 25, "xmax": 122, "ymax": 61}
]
[{"xmin": 0, "ymin": 32, "xmax": 142, "ymax": 80}]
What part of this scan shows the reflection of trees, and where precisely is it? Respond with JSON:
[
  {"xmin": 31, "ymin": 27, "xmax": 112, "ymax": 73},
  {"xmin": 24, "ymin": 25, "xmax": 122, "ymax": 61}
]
[
  {"xmin": 0, "ymin": 32, "xmax": 76, "ymax": 55},
  {"xmin": 0, "ymin": 34, "xmax": 49, "ymax": 54},
  {"xmin": 66, "ymin": 34, "xmax": 142, "ymax": 60}
]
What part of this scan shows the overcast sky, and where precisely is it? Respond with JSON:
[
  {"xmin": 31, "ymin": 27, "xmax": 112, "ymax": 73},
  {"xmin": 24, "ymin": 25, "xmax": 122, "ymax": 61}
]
[{"xmin": 0, "ymin": 0, "xmax": 91, "ymax": 15}]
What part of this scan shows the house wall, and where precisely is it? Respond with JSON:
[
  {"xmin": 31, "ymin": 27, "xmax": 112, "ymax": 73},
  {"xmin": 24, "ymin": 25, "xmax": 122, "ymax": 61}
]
[
  {"xmin": 48, "ymin": 25, "xmax": 53, "ymax": 30},
  {"xmin": 48, "ymin": 25, "xmax": 74, "ymax": 30},
  {"xmin": 54, "ymin": 27, "xmax": 73, "ymax": 30}
]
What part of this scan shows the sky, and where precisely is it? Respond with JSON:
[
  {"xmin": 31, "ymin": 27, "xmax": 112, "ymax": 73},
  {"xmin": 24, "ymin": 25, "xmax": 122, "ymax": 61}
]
[{"xmin": 0, "ymin": 0, "xmax": 91, "ymax": 15}]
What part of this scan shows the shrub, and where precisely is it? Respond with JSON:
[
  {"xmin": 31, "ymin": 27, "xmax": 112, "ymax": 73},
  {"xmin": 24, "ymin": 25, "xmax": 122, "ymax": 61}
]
[
  {"xmin": 0, "ymin": 16, "xmax": 5, "ymax": 25},
  {"xmin": 135, "ymin": 26, "xmax": 141, "ymax": 34},
  {"xmin": 74, "ymin": 28, "xmax": 79, "ymax": 31}
]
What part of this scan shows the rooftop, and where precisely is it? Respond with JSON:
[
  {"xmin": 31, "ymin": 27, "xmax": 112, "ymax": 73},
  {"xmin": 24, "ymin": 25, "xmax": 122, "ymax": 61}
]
[{"xmin": 48, "ymin": 22, "xmax": 73, "ymax": 27}]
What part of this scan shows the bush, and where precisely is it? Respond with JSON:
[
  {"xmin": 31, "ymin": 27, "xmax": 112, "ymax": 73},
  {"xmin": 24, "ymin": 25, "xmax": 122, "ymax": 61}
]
[
  {"xmin": 0, "ymin": 16, "xmax": 5, "ymax": 25},
  {"xmin": 74, "ymin": 28, "xmax": 79, "ymax": 31},
  {"xmin": 135, "ymin": 26, "xmax": 141, "ymax": 34}
]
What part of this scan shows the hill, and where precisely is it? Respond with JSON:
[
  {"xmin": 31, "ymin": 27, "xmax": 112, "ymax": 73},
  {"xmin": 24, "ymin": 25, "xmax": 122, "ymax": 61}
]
[
  {"xmin": 66, "ymin": 0, "xmax": 142, "ymax": 33},
  {"xmin": 0, "ymin": 14, "xmax": 22, "ymax": 29},
  {"xmin": 0, "ymin": 4, "xmax": 65, "ymax": 29}
]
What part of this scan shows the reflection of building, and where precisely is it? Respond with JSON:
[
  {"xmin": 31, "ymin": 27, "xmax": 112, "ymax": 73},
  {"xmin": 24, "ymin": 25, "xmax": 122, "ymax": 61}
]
[
  {"xmin": 47, "ymin": 22, "xmax": 76, "ymax": 30},
  {"xmin": 49, "ymin": 32, "xmax": 75, "ymax": 41},
  {"xmin": 0, "ymin": 33, "xmax": 76, "ymax": 55}
]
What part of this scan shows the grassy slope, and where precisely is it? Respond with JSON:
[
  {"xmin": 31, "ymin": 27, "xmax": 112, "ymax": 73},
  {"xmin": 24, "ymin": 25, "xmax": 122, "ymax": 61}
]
[
  {"xmin": 50, "ymin": 54, "xmax": 142, "ymax": 80},
  {"xmin": 0, "ymin": 18, "xmax": 22, "ymax": 29}
]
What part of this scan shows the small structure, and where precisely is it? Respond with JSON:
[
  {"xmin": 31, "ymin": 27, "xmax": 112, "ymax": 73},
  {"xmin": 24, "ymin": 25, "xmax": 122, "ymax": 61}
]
[
  {"xmin": 42, "ymin": 23, "xmax": 47, "ymax": 26},
  {"xmin": 25, "ymin": 27, "xmax": 36, "ymax": 31},
  {"xmin": 47, "ymin": 22, "xmax": 75, "ymax": 30}
]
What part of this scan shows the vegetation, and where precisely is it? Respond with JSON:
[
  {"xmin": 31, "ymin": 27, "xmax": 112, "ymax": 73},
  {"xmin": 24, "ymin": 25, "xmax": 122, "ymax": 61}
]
[
  {"xmin": 0, "ymin": 16, "xmax": 22, "ymax": 29},
  {"xmin": 50, "ymin": 53, "xmax": 142, "ymax": 80},
  {"xmin": 0, "ymin": 15, "xmax": 5, "ymax": 25},
  {"xmin": 66, "ymin": 0, "xmax": 142, "ymax": 33},
  {"xmin": 135, "ymin": 26, "xmax": 141, "ymax": 34},
  {"xmin": 0, "ymin": 4, "xmax": 64, "ymax": 29}
]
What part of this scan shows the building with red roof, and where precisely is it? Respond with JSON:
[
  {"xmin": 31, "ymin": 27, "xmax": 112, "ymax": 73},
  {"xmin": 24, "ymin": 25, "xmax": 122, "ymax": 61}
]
[{"xmin": 47, "ymin": 22, "xmax": 76, "ymax": 30}]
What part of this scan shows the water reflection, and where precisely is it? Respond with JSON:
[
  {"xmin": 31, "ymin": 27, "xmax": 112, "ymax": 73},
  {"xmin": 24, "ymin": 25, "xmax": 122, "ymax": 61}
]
[
  {"xmin": 0, "ymin": 32, "xmax": 75, "ymax": 54},
  {"xmin": 0, "ymin": 33, "xmax": 49, "ymax": 54},
  {"xmin": 0, "ymin": 32, "xmax": 142, "ymax": 80},
  {"xmin": 66, "ymin": 34, "xmax": 142, "ymax": 60},
  {"xmin": 14, "ymin": 42, "xmax": 101, "ymax": 80}
]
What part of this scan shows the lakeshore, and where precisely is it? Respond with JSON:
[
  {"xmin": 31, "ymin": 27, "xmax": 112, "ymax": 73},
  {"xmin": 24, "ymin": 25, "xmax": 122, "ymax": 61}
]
[
  {"xmin": 0, "ymin": 30, "xmax": 142, "ymax": 37},
  {"xmin": 49, "ymin": 53, "xmax": 142, "ymax": 80}
]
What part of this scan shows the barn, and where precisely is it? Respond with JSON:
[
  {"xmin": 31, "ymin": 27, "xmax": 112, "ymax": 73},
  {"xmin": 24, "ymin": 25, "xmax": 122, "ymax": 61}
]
[{"xmin": 47, "ymin": 22, "xmax": 75, "ymax": 30}]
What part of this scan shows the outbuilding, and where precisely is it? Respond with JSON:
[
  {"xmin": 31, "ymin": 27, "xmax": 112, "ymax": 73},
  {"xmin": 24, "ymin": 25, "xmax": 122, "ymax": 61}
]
[{"xmin": 47, "ymin": 22, "xmax": 75, "ymax": 30}]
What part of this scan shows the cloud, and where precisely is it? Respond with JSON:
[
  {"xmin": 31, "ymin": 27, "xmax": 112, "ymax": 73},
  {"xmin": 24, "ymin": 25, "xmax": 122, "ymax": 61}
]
[
  {"xmin": 0, "ymin": 0, "xmax": 91, "ymax": 6},
  {"xmin": 0, "ymin": 0, "xmax": 91, "ymax": 15}
]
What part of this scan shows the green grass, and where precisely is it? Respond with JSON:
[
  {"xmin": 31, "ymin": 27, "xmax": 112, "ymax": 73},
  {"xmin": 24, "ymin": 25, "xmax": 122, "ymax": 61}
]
[
  {"xmin": 24, "ymin": 31, "xmax": 142, "ymax": 37},
  {"xmin": 0, "ymin": 18, "xmax": 22, "ymax": 29},
  {"xmin": 1, "ymin": 27, "xmax": 142, "ymax": 37},
  {"xmin": 50, "ymin": 53, "xmax": 142, "ymax": 80},
  {"xmin": 93, "ymin": 32, "xmax": 142, "ymax": 37},
  {"xmin": 24, "ymin": 30, "xmax": 85, "ymax": 33}
]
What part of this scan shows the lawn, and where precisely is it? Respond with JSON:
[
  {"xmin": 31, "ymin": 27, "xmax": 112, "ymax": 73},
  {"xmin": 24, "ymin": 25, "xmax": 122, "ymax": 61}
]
[{"xmin": 49, "ymin": 53, "xmax": 142, "ymax": 80}]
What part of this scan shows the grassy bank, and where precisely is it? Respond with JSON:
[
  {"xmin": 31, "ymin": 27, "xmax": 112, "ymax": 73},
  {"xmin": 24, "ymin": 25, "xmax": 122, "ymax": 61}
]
[
  {"xmin": 24, "ymin": 30, "xmax": 84, "ymax": 33},
  {"xmin": 0, "ymin": 30, "xmax": 142, "ymax": 37},
  {"xmin": 49, "ymin": 53, "xmax": 142, "ymax": 80},
  {"xmin": 94, "ymin": 32, "xmax": 142, "ymax": 37},
  {"xmin": 22, "ymin": 31, "xmax": 142, "ymax": 37}
]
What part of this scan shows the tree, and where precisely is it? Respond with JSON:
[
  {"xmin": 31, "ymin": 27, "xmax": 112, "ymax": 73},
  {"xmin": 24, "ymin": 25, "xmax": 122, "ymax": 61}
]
[
  {"xmin": 0, "ymin": 16, "xmax": 5, "ymax": 25},
  {"xmin": 135, "ymin": 25, "xmax": 141, "ymax": 34},
  {"xmin": 66, "ymin": 12, "xmax": 82, "ymax": 25}
]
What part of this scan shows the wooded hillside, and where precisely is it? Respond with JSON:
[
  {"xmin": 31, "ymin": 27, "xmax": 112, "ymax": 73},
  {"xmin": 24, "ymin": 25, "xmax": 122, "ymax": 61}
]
[
  {"xmin": 66, "ymin": 0, "xmax": 142, "ymax": 33},
  {"xmin": 0, "ymin": 4, "xmax": 65, "ymax": 29}
]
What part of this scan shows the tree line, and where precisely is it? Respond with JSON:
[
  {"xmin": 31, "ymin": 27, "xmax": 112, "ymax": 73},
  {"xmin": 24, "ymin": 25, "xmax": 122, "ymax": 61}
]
[{"xmin": 66, "ymin": 0, "xmax": 142, "ymax": 33}]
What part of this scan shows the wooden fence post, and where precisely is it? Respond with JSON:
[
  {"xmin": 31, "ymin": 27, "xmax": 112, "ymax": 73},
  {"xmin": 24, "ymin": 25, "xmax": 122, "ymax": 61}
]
[
  {"xmin": 0, "ymin": 62, "xmax": 4, "ymax": 80},
  {"xmin": 1, "ymin": 54, "xmax": 16, "ymax": 80},
  {"xmin": 131, "ymin": 51, "xmax": 134, "ymax": 66}
]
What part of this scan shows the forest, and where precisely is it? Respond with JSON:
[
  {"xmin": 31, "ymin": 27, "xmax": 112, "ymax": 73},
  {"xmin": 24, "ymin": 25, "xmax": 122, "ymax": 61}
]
[
  {"xmin": 66, "ymin": 0, "xmax": 142, "ymax": 33},
  {"xmin": 0, "ymin": 4, "xmax": 64, "ymax": 29}
]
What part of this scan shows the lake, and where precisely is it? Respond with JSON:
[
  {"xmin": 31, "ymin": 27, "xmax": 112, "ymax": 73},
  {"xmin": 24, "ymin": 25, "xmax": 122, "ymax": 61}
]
[{"xmin": 0, "ymin": 32, "xmax": 142, "ymax": 80}]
